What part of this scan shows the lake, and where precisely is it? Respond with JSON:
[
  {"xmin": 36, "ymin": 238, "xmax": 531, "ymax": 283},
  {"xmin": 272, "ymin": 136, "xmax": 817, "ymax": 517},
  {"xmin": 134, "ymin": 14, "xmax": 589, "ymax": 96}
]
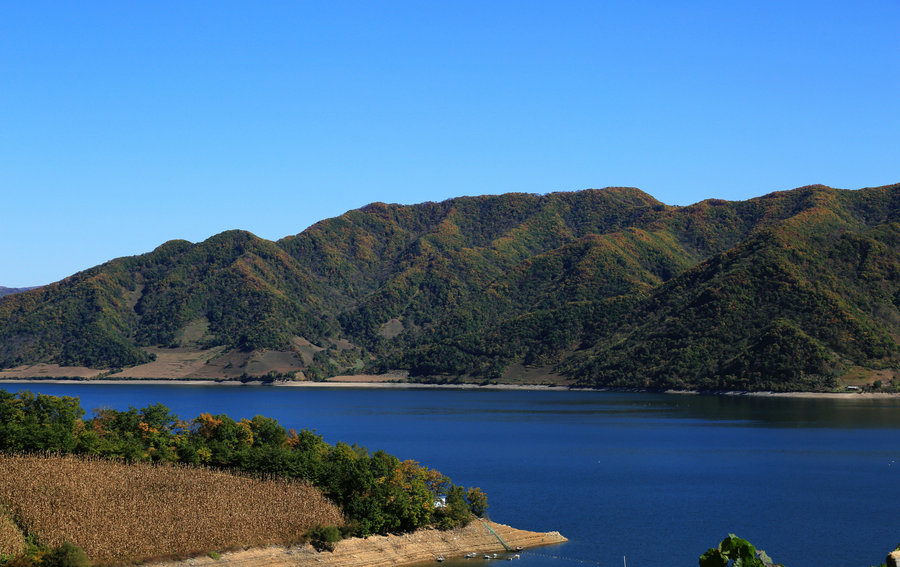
[{"xmin": 2, "ymin": 382, "xmax": 899, "ymax": 567}]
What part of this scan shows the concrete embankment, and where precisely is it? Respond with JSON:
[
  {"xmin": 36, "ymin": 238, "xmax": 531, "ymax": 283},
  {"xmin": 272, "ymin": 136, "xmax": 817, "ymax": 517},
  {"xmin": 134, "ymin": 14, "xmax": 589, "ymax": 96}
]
[{"xmin": 143, "ymin": 521, "xmax": 566, "ymax": 567}]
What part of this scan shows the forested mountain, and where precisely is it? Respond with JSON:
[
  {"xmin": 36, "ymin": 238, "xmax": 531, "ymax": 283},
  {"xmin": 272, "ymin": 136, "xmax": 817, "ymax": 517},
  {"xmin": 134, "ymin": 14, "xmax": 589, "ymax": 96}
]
[{"xmin": 1, "ymin": 184, "xmax": 898, "ymax": 391}]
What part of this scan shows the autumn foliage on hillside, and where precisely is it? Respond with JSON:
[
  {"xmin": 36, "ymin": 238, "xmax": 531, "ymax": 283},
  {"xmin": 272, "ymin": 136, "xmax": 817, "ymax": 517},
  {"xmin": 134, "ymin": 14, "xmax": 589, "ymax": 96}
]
[{"xmin": 1, "ymin": 184, "xmax": 898, "ymax": 391}]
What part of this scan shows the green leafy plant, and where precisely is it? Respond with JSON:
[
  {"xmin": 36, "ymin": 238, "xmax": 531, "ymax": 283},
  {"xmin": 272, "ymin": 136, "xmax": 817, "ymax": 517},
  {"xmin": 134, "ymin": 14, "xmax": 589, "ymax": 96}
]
[
  {"xmin": 307, "ymin": 525, "xmax": 342, "ymax": 552},
  {"xmin": 41, "ymin": 542, "xmax": 90, "ymax": 567},
  {"xmin": 699, "ymin": 534, "xmax": 782, "ymax": 567}
]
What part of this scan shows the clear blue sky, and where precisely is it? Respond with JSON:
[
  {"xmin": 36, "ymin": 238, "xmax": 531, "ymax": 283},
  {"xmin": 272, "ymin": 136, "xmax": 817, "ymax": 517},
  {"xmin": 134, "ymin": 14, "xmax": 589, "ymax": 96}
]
[{"xmin": 2, "ymin": 1, "xmax": 898, "ymax": 287}]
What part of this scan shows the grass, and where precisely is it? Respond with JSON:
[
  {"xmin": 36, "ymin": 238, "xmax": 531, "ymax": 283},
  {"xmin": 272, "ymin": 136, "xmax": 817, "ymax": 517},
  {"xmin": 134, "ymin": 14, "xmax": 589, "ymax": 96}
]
[{"xmin": 0, "ymin": 453, "xmax": 344, "ymax": 564}]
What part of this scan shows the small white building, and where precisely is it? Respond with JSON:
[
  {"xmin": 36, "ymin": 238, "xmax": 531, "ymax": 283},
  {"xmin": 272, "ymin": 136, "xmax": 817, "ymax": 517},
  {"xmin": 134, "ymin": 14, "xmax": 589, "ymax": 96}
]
[{"xmin": 433, "ymin": 495, "xmax": 447, "ymax": 508}]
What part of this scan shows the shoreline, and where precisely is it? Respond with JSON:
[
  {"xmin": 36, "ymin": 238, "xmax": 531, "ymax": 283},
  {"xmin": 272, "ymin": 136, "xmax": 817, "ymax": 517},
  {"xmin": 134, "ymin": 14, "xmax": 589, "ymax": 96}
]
[
  {"xmin": 663, "ymin": 388, "xmax": 900, "ymax": 399},
  {"xmin": 1, "ymin": 377, "xmax": 899, "ymax": 399},
  {"xmin": 0, "ymin": 377, "xmax": 568, "ymax": 391},
  {"xmin": 142, "ymin": 520, "xmax": 567, "ymax": 567}
]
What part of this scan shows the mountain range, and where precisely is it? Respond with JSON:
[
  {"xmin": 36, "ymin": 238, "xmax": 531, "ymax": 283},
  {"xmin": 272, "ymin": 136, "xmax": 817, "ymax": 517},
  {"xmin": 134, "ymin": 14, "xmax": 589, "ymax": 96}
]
[
  {"xmin": 1, "ymin": 183, "xmax": 897, "ymax": 391},
  {"xmin": 0, "ymin": 287, "xmax": 38, "ymax": 298}
]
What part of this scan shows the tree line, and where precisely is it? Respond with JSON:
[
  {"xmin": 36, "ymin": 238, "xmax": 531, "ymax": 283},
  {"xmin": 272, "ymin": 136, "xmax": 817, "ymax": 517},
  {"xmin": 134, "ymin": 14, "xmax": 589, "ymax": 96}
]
[{"xmin": 0, "ymin": 389, "xmax": 487, "ymax": 538}]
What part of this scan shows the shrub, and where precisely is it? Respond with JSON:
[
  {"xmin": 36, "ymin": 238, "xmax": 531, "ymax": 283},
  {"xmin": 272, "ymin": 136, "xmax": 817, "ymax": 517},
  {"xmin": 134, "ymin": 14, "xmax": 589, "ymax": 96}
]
[
  {"xmin": 41, "ymin": 542, "xmax": 90, "ymax": 567},
  {"xmin": 699, "ymin": 534, "xmax": 782, "ymax": 567},
  {"xmin": 307, "ymin": 525, "xmax": 342, "ymax": 552},
  {"xmin": 2, "ymin": 555, "xmax": 39, "ymax": 567}
]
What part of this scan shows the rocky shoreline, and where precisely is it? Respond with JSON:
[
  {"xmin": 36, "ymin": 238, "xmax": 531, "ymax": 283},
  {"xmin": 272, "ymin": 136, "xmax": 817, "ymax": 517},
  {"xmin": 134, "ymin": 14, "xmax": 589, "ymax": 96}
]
[{"xmin": 142, "ymin": 521, "xmax": 566, "ymax": 567}]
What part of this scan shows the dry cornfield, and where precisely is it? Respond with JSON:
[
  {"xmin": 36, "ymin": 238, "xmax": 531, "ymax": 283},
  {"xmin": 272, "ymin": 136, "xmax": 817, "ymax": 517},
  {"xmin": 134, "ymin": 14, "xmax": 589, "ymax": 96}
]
[
  {"xmin": 0, "ymin": 506, "xmax": 26, "ymax": 557},
  {"xmin": 0, "ymin": 453, "xmax": 344, "ymax": 564}
]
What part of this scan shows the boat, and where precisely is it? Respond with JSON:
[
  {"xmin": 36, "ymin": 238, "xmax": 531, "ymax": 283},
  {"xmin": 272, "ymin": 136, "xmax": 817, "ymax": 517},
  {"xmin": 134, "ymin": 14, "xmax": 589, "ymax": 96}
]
[
  {"xmin": 436, "ymin": 556, "xmax": 445, "ymax": 562},
  {"xmin": 465, "ymin": 552, "xmax": 478, "ymax": 558}
]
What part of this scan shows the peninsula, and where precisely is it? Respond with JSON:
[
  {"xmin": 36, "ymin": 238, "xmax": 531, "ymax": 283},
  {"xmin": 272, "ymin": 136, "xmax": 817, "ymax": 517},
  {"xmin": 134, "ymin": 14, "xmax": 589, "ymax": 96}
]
[{"xmin": 0, "ymin": 389, "xmax": 565, "ymax": 566}]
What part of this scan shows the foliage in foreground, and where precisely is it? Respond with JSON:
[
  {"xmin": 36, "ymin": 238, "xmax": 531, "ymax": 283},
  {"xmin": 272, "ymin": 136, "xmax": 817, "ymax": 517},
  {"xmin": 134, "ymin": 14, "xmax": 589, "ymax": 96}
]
[
  {"xmin": 700, "ymin": 534, "xmax": 783, "ymax": 567},
  {"xmin": 0, "ymin": 389, "xmax": 485, "ymax": 563},
  {"xmin": 700, "ymin": 535, "xmax": 900, "ymax": 567}
]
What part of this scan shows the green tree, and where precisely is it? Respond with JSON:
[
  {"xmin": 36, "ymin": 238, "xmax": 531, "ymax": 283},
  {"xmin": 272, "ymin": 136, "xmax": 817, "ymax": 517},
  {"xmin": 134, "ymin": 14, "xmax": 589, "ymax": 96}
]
[
  {"xmin": 699, "ymin": 534, "xmax": 781, "ymax": 567},
  {"xmin": 466, "ymin": 487, "xmax": 488, "ymax": 517},
  {"xmin": 0, "ymin": 391, "xmax": 84, "ymax": 453}
]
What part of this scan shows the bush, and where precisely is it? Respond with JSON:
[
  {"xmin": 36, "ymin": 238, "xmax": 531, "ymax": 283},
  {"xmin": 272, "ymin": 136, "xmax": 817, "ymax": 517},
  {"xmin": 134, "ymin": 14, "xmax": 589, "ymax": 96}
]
[
  {"xmin": 307, "ymin": 525, "xmax": 342, "ymax": 553},
  {"xmin": 41, "ymin": 543, "xmax": 90, "ymax": 567},
  {"xmin": 2, "ymin": 556, "xmax": 39, "ymax": 567},
  {"xmin": 699, "ymin": 534, "xmax": 782, "ymax": 567}
]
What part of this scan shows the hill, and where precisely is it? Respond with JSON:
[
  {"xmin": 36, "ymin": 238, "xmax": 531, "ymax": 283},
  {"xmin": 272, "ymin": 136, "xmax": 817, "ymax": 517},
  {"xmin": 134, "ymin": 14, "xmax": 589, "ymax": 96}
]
[{"xmin": 1, "ymin": 184, "xmax": 898, "ymax": 391}]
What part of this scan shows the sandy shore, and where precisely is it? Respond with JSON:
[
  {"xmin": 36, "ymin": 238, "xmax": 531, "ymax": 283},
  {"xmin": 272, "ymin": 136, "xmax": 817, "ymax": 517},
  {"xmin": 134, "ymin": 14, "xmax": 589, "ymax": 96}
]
[
  {"xmin": 664, "ymin": 389, "xmax": 900, "ymax": 399},
  {"xmin": 142, "ymin": 520, "xmax": 566, "ymax": 567},
  {"xmin": 747, "ymin": 391, "xmax": 900, "ymax": 399}
]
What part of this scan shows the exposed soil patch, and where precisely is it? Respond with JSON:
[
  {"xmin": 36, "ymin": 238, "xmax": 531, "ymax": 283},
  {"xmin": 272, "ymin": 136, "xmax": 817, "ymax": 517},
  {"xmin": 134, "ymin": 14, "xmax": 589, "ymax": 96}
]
[
  {"xmin": 0, "ymin": 364, "xmax": 104, "ymax": 379},
  {"xmin": 378, "ymin": 318, "xmax": 404, "ymax": 339},
  {"xmin": 500, "ymin": 364, "xmax": 575, "ymax": 387},
  {"xmin": 245, "ymin": 350, "xmax": 305, "ymax": 376},
  {"xmin": 328, "ymin": 371, "xmax": 409, "ymax": 383},
  {"xmin": 291, "ymin": 337, "xmax": 324, "ymax": 364},
  {"xmin": 111, "ymin": 346, "xmax": 226, "ymax": 379},
  {"xmin": 143, "ymin": 520, "xmax": 566, "ymax": 567}
]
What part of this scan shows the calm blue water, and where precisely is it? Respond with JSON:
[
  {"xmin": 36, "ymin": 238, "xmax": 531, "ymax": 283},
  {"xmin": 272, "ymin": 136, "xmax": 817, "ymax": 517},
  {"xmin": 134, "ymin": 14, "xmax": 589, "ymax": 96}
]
[{"xmin": 3, "ymin": 383, "xmax": 899, "ymax": 567}]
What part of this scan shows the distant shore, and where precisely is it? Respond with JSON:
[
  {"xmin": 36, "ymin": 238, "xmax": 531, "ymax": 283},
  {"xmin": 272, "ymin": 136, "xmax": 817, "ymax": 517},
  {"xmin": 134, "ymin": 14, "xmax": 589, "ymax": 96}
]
[
  {"xmin": 2, "ymin": 376, "xmax": 899, "ymax": 399},
  {"xmin": 0, "ymin": 377, "xmax": 570, "ymax": 391},
  {"xmin": 665, "ymin": 389, "xmax": 900, "ymax": 400}
]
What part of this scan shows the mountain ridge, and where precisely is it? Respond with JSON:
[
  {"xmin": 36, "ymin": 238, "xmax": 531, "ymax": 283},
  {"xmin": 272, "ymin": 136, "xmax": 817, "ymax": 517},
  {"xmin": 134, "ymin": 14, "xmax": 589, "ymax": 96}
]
[
  {"xmin": 0, "ymin": 287, "xmax": 39, "ymax": 298},
  {"xmin": 1, "ymin": 183, "xmax": 898, "ymax": 391}
]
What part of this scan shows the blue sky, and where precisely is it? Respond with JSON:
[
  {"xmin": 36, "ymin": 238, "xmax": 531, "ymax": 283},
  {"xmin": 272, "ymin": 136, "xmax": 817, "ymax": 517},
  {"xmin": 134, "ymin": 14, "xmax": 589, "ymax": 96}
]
[{"xmin": 2, "ymin": 1, "xmax": 898, "ymax": 287}]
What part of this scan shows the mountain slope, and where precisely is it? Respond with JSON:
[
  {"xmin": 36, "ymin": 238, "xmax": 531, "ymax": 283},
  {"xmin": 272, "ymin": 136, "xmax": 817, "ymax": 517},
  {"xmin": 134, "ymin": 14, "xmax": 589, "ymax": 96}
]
[
  {"xmin": 1, "ymin": 184, "xmax": 897, "ymax": 391},
  {"xmin": 0, "ymin": 231, "xmax": 340, "ymax": 369},
  {"xmin": 563, "ymin": 222, "xmax": 899, "ymax": 391}
]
